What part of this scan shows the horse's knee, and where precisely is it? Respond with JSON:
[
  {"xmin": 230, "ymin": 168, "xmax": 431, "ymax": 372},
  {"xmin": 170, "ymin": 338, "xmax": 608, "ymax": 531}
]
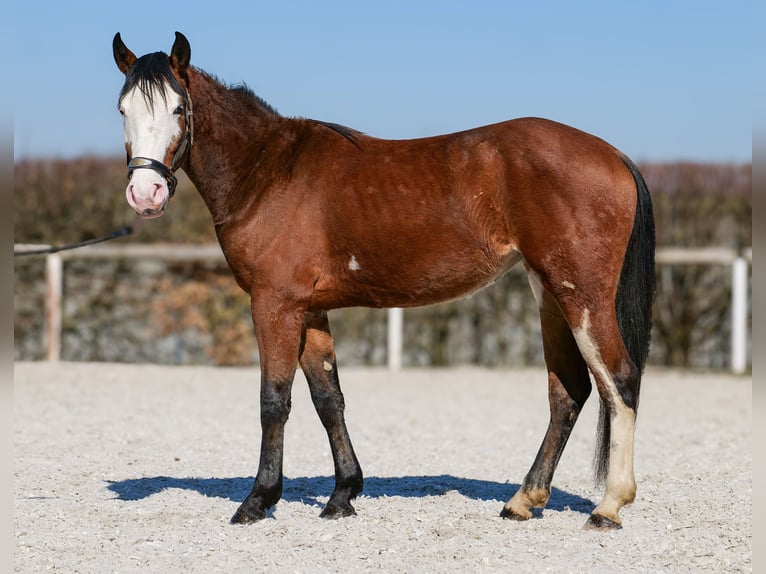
[{"xmin": 260, "ymin": 386, "xmax": 292, "ymax": 425}]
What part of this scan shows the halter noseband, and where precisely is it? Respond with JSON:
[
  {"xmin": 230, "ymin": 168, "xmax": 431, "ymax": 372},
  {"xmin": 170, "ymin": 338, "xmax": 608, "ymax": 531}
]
[{"xmin": 126, "ymin": 89, "xmax": 193, "ymax": 198}]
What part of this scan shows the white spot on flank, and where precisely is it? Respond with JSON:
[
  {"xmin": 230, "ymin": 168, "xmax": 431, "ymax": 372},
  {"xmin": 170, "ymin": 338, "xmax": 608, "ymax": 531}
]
[
  {"xmin": 348, "ymin": 255, "xmax": 361, "ymax": 271},
  {"xmin": 562, "ymin": 281, "xmax": 576, "ymax": 290}
]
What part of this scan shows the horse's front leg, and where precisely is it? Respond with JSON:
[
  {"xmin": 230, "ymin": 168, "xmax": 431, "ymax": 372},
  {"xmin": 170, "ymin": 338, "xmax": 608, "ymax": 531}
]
[
  {"xmin": 231, "ymin": 293, "xmax": 305, "ymax": 524},
  {"xmin": 299, "ymin": 311, "xmax": 363, "ymax": 518}
]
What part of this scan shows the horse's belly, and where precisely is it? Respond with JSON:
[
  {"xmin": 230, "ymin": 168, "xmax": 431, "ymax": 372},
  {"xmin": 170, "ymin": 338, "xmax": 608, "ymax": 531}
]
[{"xmin": 309, "ymin": 247, "xmax": 523, "ymax": 310}]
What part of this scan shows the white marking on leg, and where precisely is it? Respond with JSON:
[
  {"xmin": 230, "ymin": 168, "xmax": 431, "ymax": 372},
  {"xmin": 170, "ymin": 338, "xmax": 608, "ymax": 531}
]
[
  {"xmin": 571, "ymin": 310, "xmax": 613, "ymax": 397},
  {"xmin": 526, "ymin": 270, "xmax": 545, "ymax": 309},
  {"xmin": 322, "ymin": 360, "xmax": 333, "ymax": 372},
  {"xmin": 572, "ymin": 309, "xmax": 636, "ymax": 522},
  {"xmin": 606, "ymin": 408, "xmax": 636, "ymax": 502},
  {"xmin": 348, "ymin": 255, "xmax": 361, "ymax": 271}
]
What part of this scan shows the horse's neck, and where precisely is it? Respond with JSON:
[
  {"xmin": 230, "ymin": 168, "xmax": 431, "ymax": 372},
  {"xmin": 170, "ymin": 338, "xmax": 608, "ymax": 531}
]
[{"xmin": 183, "ymin": 69, "xmax": 283, "ymax": 225}]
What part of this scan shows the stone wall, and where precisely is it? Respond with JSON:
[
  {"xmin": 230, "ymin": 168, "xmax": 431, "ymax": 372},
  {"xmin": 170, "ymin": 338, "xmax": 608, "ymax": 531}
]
[{"xmin": 14, "ymin": 257, "xmax": 744, "ymax": 369}]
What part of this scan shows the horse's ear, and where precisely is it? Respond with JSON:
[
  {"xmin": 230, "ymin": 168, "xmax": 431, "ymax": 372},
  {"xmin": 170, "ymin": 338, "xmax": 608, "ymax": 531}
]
[
  {"xmin": 113, "ymin": 33, "xmax": 136, "ymax": 75},
  {"xmin": 170, "ymin": 31, "xmax": 191, "ymax": 73}
]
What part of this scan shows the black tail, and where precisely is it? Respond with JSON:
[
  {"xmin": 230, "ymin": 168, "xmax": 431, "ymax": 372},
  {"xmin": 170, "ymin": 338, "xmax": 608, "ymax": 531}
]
[{"xmin": 594, "ymin": 154, "xmax": 656, "ymax": 484}]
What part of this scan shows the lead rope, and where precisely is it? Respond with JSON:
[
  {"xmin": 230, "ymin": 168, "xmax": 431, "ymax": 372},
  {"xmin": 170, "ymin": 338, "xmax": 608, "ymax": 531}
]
[{"xmin": 14, "ymin": 224, "xmax": 136, "ymax": 257}]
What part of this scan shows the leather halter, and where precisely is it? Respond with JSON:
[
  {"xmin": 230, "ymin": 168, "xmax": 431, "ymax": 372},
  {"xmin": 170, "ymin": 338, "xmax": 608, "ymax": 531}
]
[{"xmin": 126, "ymin": 89, "xmax": 193, "ymax": 198}]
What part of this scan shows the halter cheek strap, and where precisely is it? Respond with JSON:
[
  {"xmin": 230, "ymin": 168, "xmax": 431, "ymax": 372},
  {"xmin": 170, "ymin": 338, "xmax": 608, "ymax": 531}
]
[{"xmin": 125, "ymin": 90, "xmax": 193, "ymax": 199}]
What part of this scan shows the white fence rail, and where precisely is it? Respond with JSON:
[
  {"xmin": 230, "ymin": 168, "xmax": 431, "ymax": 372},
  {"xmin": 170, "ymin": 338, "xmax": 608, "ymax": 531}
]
[{"xmin": 15, "ymin": 244, "xmax": 752, "ymax": 373}]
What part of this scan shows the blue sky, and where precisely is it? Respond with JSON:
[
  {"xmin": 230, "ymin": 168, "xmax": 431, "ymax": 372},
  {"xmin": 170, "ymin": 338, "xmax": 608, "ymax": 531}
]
[{"xmin": 14, "ymin": 1, "xmax": 752, "ymax": 162}]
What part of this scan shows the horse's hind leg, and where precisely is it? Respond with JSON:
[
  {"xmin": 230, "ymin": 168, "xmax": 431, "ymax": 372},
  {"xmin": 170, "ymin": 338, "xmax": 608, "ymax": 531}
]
[
  {"xmin": 536, "ymin": 277, "xmax": 639, "ymax": 529},
  {"xmin": 299, "ymin": 311, "xmax": 363, "ymax": 518},
  {"xmin": 567, "ymin": 301, "xmax": 640, "ymax": 530},
  {"xmin": 502, "ymin": 284, "xmax": 591, "ymax": 520}
]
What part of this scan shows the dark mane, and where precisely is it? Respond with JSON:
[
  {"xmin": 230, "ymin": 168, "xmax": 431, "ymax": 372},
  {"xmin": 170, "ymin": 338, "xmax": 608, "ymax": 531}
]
[
  {"xmin": 224, "ymin": 84, "xmax": 362, "ymax": 148},
  {"xmin": 118, "ymin": 52, "xmax": 186, "ymax": 108},
  {"xmin": 315, "ymin": 121, "xmax": 363, "ymax": 148},
  {"xmin": 230, "ymin": 83, "xmax": 280, "ymax": 116},
  {"xmin": 192, "ymin": 68, "xmax": 279, "ymax": 116}
]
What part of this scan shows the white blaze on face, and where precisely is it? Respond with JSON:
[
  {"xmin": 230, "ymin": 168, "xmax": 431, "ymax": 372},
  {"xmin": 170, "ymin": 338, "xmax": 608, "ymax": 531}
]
[{"xmin": 119, "ymin": 82, "xmax": 184, "ymax": 218}]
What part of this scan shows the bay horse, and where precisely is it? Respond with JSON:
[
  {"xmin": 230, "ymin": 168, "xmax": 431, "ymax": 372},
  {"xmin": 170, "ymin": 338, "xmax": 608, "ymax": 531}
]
[{"xmin": 113, "ymin": 32, "xmax": 654, "ymax": 530}]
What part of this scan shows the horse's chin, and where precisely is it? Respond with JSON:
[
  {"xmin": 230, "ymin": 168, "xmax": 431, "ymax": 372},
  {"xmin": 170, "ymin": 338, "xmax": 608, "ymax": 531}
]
[{"xmin": 137, "ymin": 207, "xmax": 166, "ymax": 219}]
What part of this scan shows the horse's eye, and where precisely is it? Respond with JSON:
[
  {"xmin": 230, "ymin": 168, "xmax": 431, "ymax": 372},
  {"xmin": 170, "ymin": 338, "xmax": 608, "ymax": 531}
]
[{"xmin": 173, "ymin": 105, "xmax": 185, "ymax": 115}]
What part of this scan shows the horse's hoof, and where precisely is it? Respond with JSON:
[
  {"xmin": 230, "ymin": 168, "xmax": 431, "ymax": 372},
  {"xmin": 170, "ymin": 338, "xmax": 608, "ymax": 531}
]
[
  {"xmin": 584, "ymin": 513, "xmax": 622, "ymax": 530},
  {"xmin": 320, "ymin": 502, "xmax": 356, "ymax": 519},
  {"xmin": 230, "ymin": 503, "xmax": 267, "ymax": 524},
  {"xmin": 500, "ymin": 506, "xmax": 531, "ymax": 521}
]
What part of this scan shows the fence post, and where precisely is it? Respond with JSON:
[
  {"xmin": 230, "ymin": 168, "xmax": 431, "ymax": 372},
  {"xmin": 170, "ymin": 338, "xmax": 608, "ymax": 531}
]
[
  {"xmin": 730, "ymin": 257, "xmax": 748, "ymax": 374},
  {"xmin": 387, "ymin": 307, "xmax": 403, "ymax": 370},
  {"xmin": 45, "ymin": 254, "xmax": 63, "ymax": 361}
]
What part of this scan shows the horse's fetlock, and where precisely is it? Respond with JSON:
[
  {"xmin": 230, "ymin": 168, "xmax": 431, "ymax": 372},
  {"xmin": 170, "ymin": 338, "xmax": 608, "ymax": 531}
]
[
  {"xmin": 622, "ymin": 482, "xmax": 637, "ymax": 505},
  {"xmin": 528, "ymin": 488, "xmax": 551, "ymax": 508},
  {"xmin": 338, "ymin": 469, "xmax": 364, "ymax": 496}
]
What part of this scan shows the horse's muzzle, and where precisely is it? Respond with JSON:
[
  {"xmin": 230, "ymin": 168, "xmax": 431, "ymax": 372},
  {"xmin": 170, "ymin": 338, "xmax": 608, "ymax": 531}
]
[{"xmin": 126, "ymin": 179, "xmax": 170, "ymax": 219}]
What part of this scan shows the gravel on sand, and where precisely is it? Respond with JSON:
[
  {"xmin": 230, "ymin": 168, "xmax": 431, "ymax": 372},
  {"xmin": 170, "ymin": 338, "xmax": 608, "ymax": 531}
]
[{"xmin": 14, "ymin": 363, "xmax": 751, "ymax": 573}]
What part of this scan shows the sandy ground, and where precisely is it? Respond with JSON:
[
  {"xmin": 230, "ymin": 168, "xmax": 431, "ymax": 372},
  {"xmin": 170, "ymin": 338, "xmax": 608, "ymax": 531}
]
[{"xmin": 14, "ymin": 362, "xmax": 751, "ymax": 573}]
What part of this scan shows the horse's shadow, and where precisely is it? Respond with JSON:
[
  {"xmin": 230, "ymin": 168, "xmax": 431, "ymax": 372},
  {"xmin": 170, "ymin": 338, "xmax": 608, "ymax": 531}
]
[{"xmin": 105, "ymin": 475, "xmax": 595, "ymax": 516}]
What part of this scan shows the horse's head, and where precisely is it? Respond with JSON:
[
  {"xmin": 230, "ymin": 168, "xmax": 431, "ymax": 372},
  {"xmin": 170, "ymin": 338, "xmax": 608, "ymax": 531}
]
[{"xmin": 113, "ymin": 32, "xmax": 193, "ymax": 219}]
